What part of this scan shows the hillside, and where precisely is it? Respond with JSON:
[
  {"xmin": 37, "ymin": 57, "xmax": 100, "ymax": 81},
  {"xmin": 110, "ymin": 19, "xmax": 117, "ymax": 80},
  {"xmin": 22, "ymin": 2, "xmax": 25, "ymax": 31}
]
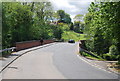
[{"xmin": 62, "ymin": 31, "xmax": 86, "ymax": 41}]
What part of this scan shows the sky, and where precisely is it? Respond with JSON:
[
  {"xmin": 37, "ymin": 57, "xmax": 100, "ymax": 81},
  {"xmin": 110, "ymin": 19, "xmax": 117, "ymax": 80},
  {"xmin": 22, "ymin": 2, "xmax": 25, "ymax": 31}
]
[{"xmin": 50, "ymin": 0, "xmax": 94, "ymax": 22}]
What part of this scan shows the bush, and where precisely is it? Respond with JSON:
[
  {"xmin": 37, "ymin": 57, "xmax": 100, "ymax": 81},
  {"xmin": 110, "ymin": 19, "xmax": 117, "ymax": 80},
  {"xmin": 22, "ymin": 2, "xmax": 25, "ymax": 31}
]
[
  {"xmin": 2, "ymin": 50, "xmax": 12, "ymax": 57},
  {"xmin": 103, "ymin": 53, "xmax": 118, "ymax": 61},
  {"xmin": 111, "ymin": 55, "xmax": 118, "ymax": 61},
  {"xmin": 80, "ymin": 51, "xmax": 87, "ymax": 57},
  {"xmin": 106, "ymin": 45, "xmax": 119, "ymax": 61},
  {"xmin": 117, "ymin": 55, "xmax": 120, "ymax": 65},
  {"xmin": 103, "ymin": 53, "xmax": 111, "ymax": 60},
  {"xmin": 109, "ymin": 45, "xmax": 118, "ymax": 55}
]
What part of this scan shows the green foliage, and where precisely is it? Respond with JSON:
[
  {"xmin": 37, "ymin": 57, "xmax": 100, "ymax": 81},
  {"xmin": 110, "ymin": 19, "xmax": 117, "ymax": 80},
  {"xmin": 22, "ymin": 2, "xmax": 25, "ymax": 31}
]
[
  {"xmin": 73, "ymin": 14, "xmax": 85, "ymax": 33},
  {"xmin": 118, "ymin": 55, "xmax": 120, "ymax": 65},
  {"xmin": 84, "ymin": 2, "xmax": 120, "ymax": 60},
  {"xmin": 74, "ymin": 14, "xmax": 83, "ymax": 21},
  {"xmin": 103, "ymin": 53, "xmax": 118, "ymax": 61},
  {"xmin": 64, "ymin": 14, "xmax": 71, "ymax": 24},
  {"xmin": 2, "ymin": 2, "xmax": 74, "ymax": 49},
  {"xmin": 58, "ymin": 23, "xmax": 70, "ymax": 31},
  {"xmin": 107, "ymin": 45, "xmax": 119, "ymax": 61},
  {"xmin": 2, "ymin": 2, "xmax": 34, "ymax": 48},
  {"xmin": 74, "ymin": 21, "xmax": 80, "ymax": 33},
  {"xmin": 2, "ymin": 2, "xmax": 55, "ymax": 49},
  {"xmin": 53, "ymin": 26, "xmax": 63, "ymax": 40},
  {"xmin": 70, "ymin": 22, "xmax": 74, "ymax": 30},
  {"xmin": 109, "ymin": 45, "xmax": 118, "ymax": 55},
  {"xmin": 57, "ymin": 10, "xmax": 71, "ymax": 24},
  {"xmin": 74, "ymin": 21, "xmax": 84, "ymax": 33},
  {"xmin": 57, "ymin": 10, "xmax": 65, "ymax": 21},
  {"xmin": 103, "ymin": 53, "xmax": 111, "ymax": 60}
]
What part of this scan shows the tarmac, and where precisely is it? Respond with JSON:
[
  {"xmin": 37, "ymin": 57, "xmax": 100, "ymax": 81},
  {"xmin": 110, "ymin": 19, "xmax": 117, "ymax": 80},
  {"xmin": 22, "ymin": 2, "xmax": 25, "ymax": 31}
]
[
  {"xmin": 0, "ymin": 42, "xmax": 119, "ymax": 79},
  {"xmin": 79, "ymin": 55, "xmax": 119, "ymax": 75},
  {"xmin": 0, "ymin": 43, "xmax": 55, "ymax": 73}
]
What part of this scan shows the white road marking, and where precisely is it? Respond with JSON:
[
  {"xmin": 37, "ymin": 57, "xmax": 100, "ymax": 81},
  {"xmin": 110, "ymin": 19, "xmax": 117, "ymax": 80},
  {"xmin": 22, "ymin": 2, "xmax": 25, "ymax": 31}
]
[{"xmin": 77, "ymin": 55, "xmax": 114, "ymax": 74}]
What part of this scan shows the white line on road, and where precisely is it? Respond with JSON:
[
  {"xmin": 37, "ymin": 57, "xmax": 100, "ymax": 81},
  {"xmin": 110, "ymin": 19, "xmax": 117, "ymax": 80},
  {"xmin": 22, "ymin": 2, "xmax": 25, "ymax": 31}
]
[{"xmin": 76, "ymin": 55, "xmax": 114, "ymax": 74}]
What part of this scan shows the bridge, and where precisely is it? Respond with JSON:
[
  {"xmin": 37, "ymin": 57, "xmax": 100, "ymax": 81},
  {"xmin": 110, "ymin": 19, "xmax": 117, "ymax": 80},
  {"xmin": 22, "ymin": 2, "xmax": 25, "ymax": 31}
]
[{"xmin": 0, "ymin": 41, "xmax": 118, "ymax": 80}]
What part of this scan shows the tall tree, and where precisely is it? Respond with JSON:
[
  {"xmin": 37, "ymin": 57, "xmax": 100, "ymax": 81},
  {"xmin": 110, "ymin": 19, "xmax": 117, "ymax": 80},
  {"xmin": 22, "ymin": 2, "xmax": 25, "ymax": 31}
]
[
  {"xmin": 64, "ymin": 13, "xmax": 71, "ymax": 23},
  {"xmin": 84, "ymin": 2, "xmax": 120, "ymax": 60},
  {"xmin": 2, "ymin": 2, "xmax": 54, "ymax": 48},
  {"xmin": 70, "ymin": 22, "xmax": 74, "ymax": 30},
  {"xmin": 73, "ymin": 14, "xmax": 83, "ymax": 22},
  {"xmin": 57, "ymin": 10, "xmax": 65, "ymax": 21},
  {"xmin": 57, "ymin": 10, "xmax": 71, "ymax": 24},
  {"xmin": 74, "ymin": 14, "xmax": 84, "ymax": 33}
]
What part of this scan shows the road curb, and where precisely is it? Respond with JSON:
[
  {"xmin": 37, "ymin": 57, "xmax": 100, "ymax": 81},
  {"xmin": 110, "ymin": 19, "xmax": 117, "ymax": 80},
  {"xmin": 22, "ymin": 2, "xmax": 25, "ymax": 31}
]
[{"xmin": 0, "ymin": 43, "xmax": 56, "ymax": 73}]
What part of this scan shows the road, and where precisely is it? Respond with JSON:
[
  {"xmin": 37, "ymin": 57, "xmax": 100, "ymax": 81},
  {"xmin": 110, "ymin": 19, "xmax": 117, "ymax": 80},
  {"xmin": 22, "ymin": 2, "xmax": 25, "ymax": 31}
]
[{"xmin": 2, "ymin": 42, "xmax": 118, "ymax": 79}]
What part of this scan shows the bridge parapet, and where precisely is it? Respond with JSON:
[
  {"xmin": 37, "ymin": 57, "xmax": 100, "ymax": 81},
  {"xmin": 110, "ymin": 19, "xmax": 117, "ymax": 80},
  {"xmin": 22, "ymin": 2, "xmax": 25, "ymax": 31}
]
[{"xmin": 16, "ymin": 40, "xmax": 54, "ymax": 51}]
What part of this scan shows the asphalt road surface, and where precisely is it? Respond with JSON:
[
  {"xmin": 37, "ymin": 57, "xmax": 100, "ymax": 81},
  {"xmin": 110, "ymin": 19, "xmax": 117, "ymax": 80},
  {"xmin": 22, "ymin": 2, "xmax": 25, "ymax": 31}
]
[{"xmin": 2, "ymin": 42, "xmax": 118, "ymax": 79}]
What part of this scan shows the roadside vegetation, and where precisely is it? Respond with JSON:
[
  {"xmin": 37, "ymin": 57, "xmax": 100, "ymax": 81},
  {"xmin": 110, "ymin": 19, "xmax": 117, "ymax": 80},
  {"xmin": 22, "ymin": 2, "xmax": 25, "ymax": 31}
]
[
  {"xmin": 83, "ymin": 2, "xmax": 120, "ymax": 62},
  {"xmin": 2, "ymin": 2, "xmax": 85, "ymax": 49},
  {"xmin": 80, "ymin": 2, "xmax": 120, "ymax": 70},
  {"xmin": 1, "ymin": 2, "xmax": 120, "ymax": 67}
]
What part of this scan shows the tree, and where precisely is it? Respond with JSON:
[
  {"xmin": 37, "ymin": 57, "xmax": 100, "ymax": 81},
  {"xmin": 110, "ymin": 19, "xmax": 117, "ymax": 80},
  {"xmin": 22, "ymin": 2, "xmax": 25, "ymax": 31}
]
[
  {"xmin": 57, "ymin": 10, "xmax": 65, "ymax": 21},
  {"xmin": 73, "ymin": 14, "xmax": 84, "ymax": 33},
  {"xmin": 70, "ymin": 22, "xmax": 74, "ymax": 30},
  {"xmin": 31, "ymin": 2, "xmax": 54, "ymax": 39},
  {"xmin": 74, "ymin": 21, "xmax": 80, "ymax": 33},
  {"xmin": 57, "ymin": 10, "xmax": 71, "ymax": 24},
  {"xmin": 53, "ymin": 26, "xmax": 63, "ymax": 40},
  {"xmin": 73, "ymin": 14, "xmax": 83, "ymax": 22},
  {"xmin": 2, "ymin": 2, "xmax": 55, "ymax": 49},
  {"xmin": 64, "ymin": 13, "xmax": 71, "ymax": 24},
  {"xmin": 84, "ymin": 2, "xmax": 120, "ymax": 60},
  {"xmin": 73, "ymin": 21, "xmax": 84, "ymax": 33},
  {"xmin": 2, "ymin": 2, "xmax": 34, "ymax": 48}
]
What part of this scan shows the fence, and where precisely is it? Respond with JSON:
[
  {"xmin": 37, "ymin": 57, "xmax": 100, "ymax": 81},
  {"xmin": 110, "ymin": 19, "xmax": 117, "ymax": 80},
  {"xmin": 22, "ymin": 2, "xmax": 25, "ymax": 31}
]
[
  {"xmin": 0, "ymin": 47, "xmax": 16, "ymax": 53},
  {"xmin": 0, "ymin": 47, "xmax": 16, "ymax": 57},
  {"xmin": 80, "ymin": 48, "xmax": 99, "ymax": 58}
]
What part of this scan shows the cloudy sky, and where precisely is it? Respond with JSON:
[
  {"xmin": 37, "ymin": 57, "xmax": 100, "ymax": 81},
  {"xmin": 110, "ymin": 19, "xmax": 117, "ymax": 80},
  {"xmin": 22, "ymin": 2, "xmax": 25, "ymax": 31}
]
[{"xmin": 50, "ymin": 0, "xmax": 94, "ymax": 22}]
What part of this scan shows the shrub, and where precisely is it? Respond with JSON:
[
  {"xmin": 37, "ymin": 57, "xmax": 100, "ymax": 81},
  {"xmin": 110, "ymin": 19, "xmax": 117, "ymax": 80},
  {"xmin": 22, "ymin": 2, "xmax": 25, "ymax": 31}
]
[
  {"xmin": 117, "ymin": 55, "xmax": 120, "ymax": 65},
  {"xmin": 80, "ymin": 51, "xmax": 88, "ymax": 57},
  {"xmin": 103, "ymin": 53, "xmax": 111, "ymax": 60},
  {"xmin": 109, "ymin": 45, "xmax": 118, "ymax": 55},
  {"xmin": 103, "ymin": 53, "xmax": 119, "ymax": 61},
  {"xmin": 111, "ymin": 55, "xmax": 118, "ymax": 61}
]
